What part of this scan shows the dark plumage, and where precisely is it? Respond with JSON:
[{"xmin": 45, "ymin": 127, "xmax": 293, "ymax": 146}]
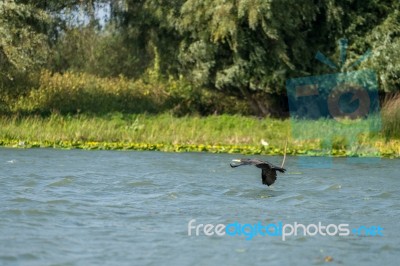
[{"xmin": 230, "ymin": 158, "xmax": 286, "ymax": 186}]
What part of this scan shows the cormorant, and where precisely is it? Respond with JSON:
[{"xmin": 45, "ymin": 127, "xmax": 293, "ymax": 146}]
[{"xmin": 230, "ymin": 158, "xmax": 286, "ymax": 186}]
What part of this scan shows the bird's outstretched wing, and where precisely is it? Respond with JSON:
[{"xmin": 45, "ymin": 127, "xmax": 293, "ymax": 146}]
[{"xmin": 261, "ymin": 168, "xmax": 277, "ymax": 186}]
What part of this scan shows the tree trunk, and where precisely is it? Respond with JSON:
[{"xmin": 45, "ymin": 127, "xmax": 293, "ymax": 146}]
[{"xmin": 239, "ymin": 86, "xmax": 269, "ymax": 117}]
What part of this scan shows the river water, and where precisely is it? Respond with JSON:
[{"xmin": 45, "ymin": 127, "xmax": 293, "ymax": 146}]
[{"xmin": 0, "ymin": 148, "xmax": 399, "ymax": 265}]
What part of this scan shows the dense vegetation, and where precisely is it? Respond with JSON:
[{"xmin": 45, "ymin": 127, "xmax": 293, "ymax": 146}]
[
  {"xmin": 1, "ymin": 0, "xmax": 399, "ymax": 115},
  {"xmin": 0, "ymin": 0, "xmax": 399, "ymax": 155},
  {"xmin": 0, "ymin": 113, "xmax": 399, "ymax": 157}
]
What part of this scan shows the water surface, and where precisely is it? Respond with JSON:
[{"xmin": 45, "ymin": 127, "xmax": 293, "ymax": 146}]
[{"xmin": 0, "ymin": 148, "xmax": 399, "ymax": 265}]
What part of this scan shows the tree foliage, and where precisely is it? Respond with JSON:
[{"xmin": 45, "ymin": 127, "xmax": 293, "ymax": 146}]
[
  {"xmin": 178, "ymin": 0, "xmax": 321, "ymax": 115},
  {"xmin": 0, "ymin": 0, "xmax": 50, "ymax": 77},
  {"xmin": 1, "ymin": 0, "xmax": 400, "ymax": 116},
  {"xmin": 177, "ymin": 0, "xmax": 400, "ymax": 115}
]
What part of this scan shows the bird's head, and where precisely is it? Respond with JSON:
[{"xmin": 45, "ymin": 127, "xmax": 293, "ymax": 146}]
[{"xmin": 230, "ymin": 158, "xmax": 252, "ymax": 168}]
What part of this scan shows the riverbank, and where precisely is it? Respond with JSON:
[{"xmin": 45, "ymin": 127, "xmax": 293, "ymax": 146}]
[{"xmin": 0, "ymin": 113, "xmax": 399, "ymax": 157}]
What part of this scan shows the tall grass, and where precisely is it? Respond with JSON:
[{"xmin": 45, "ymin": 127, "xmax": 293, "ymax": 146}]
[
  {"xmin": 0, "ymin": 113, "xmax": 399, "ymax": 157},
  {"xmin": 0, "ymin": 113, "xmax": 287, "ymax": 146},
  {"xmin": 382, "ymin": 93, "xmax": 400, "ymax": 139}
]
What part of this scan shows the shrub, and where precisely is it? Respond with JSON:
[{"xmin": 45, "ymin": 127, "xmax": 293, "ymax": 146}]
[
  {"xmin": 12, "ymin": 70, "xmax": 166, "ymax": 115},
  {"xmin": 10, "ymin": 70, "xmax": 251, "ymax": 116},
  {"xmin": 382, "ymin": 93, "xmax": 400, "ymax": 139}
]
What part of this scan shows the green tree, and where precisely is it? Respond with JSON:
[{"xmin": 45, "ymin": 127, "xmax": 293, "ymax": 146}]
[
  {"xmin": 364, "ymin": 5, "xmax": 400, "ymax": 92},
  {"xmin": 177, "ymin": 0, "xmax": 400, "ymax": 116},
  {"xmin": 177, "ymin": 0, "xmax": 323, "ymax": 116},
  {"xmin": 0, "ymin": 0, "xmax": 50, "ymax": 79},
  {"xmin": 110, "ymin": 0, "xmax": 184, "ymax": 78}
]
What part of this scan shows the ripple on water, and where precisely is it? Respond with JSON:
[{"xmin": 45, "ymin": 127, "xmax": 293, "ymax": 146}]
[
  {"xmin": 316, "ymin": 184, "xmax": 342, "ymax": 191},
  {"xmin": 3, "ymin": 208, "xmax": 50, "ymax": 217},
  {"xmin": 0, "ymin": 255, "xmax": 17, "ymax": 262},
  {"xmin": 11, "ymin": 197, "xmax": 34, "ymax": 203},
  {"xmin": 222, "ymin": 189, "xmax": 240, "ymax": 196},
  {"xmin": 18, "ymin": 253, "xmax": 38, "ymax": 260},
  {"xmin": 47, "ymin": 177, "xmax": 74, "ymax": 187},
  {"xmin": 127, "ymin": 180, "xmax": 155, "ymax": 187},
  {"xmin": 275, "ymin": 193, "xmax": 305, "ymax": 202},
  {"xmin": 243, "ymin": 190, "xmax": 275, "ymax": 199},
  {"xmin": 46, "ymin": 199, "xmax": 71, "ymax": 204},
  {"xmin": 379, "ymin": 244, "xmax": 394, "ymax": 251},
  {"xmin": 3, "ymin": 209, "xmax": 23, "ymax": 215},
  {"xmin": 371, "ymin": 191, "xmax": 392, "ymax": 199},
  {"xmin": 22, "ymin": 179, "xmax": 37, "ymax": 187},
  {"xmin": 24, "ymin": 209, "xmax": 51, "ymax": 216},
  {"xmin": 165, "ymin": 192, "xmax": 178, "ymax": 199}
]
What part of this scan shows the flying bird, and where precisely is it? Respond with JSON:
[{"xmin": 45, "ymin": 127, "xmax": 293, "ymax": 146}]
[{"xmin": 230, "ymin": 158, "xmax": 286, "ymax": 186}]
